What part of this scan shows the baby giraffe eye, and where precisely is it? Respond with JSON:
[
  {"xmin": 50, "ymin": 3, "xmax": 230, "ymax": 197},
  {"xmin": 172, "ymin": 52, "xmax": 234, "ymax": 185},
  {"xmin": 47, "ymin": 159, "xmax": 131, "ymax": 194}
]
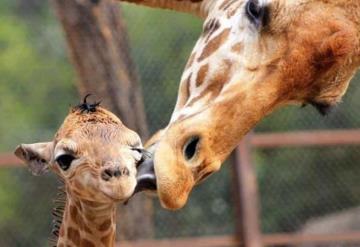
[
  {"xmin": 132, "ymin": 147, "xmax": 152, "ymax": 167},
  {"xmin": 56, "ymin": 154, "xmax": 75, "ymax": 171},
  {"xmin": 131, "ymin": 148, "xmax": 145, "ymax": 166}
]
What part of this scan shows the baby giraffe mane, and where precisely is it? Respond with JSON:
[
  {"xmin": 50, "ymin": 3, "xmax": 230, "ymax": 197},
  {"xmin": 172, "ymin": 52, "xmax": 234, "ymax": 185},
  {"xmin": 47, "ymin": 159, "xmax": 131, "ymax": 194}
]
[
  {"xmin": 50, "ymin": 179, "xmax": 66, "ymax": 246},
  {"xmin": 68, "ymin": 94, "xmax": 121, "ymax": 126},
  {"xmin": 74, "ymin": 94, "xmax": 101, "ymax": 114}
]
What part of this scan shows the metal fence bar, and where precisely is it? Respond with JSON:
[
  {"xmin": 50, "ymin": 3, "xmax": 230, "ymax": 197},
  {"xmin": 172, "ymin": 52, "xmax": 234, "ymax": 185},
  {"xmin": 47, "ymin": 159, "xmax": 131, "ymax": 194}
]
[
  {"xmin": 251, "ymin": 129, "xmax": 360, "ymax": 148},
  {"xmin": 234, "ymin": 134, "xmax": 262, "ymax": 247},
  {"xmin": 118, "ymin": 232, "xmax": 360, "ymax": 247}
]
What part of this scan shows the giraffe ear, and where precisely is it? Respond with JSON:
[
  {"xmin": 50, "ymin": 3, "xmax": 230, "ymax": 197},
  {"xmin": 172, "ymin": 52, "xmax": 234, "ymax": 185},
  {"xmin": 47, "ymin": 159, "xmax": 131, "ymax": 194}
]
[{"xmin": 14, "ymin": 142, "xmax": 53, "ymax": 176}]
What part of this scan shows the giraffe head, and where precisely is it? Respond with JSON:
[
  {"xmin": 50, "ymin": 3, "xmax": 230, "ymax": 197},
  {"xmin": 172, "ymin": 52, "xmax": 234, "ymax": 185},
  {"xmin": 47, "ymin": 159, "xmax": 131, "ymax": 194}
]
[
  {"xmin": 127, "ymin": 0, "xmax": 360, "ymax": 209},
  {"xmin": 14, "ymin": 99, "xmax": 143, "ymax": 203}
]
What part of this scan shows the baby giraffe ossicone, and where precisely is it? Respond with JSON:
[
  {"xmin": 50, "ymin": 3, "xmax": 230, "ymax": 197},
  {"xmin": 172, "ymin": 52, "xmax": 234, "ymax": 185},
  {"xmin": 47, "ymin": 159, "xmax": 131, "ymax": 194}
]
[{"xmin": 15, "ymin": 98, "xmax": 145, "ymax": 247}]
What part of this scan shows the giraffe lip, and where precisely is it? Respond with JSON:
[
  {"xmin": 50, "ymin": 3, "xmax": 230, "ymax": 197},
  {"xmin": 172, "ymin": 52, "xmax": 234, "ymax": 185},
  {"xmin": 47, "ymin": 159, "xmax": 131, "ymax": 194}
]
[
  {"xmin": 100, "ymin": 185, "xmax": 134, "ymax": 202},
  {"xmin": 135, "ymin": 158, "xmax": 157, "ymax": 193},
  {"xmin": 134, "ymin": 174, "xmax": 157, "ymax": 193}
]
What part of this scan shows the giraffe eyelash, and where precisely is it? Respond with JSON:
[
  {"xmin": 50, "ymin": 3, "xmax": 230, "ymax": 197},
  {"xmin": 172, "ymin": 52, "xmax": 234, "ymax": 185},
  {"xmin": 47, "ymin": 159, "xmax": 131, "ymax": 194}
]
[
  {"xmin": 132, "ymin": 147, "xmax": 152, "ymax": 159},
  {"xmin": 131, "ymin": 147, "xmax": 152, "ymax": 167},
  {"xmin": 49, "ymin": 179, "xmax": 66, "ymax": 246}
]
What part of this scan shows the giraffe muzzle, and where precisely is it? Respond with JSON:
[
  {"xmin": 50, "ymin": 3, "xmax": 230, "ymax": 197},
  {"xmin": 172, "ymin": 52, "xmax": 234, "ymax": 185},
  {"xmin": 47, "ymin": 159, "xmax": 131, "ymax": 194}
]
[{"xmin": 101, "ymin": 166, "xmax": 130, "ymax": 181}]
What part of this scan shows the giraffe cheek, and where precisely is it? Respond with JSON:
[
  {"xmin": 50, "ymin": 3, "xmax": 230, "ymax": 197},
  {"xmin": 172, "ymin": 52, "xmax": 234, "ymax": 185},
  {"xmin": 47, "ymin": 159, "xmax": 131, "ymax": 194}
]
[
  {"xmin": 69, "ymin": 172, "xmax": 100, "ymax": 199},
  {"xmin": 76, "ymin": 170, "xmax": 97, "ymax": 188}
]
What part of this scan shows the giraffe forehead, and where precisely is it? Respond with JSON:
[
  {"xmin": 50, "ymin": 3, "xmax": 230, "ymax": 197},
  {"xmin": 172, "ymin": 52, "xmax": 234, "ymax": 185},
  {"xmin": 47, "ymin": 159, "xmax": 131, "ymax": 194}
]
[
  {"xmin": 213, "ymin": 0, "xmax": 272, "ymax": 19},
  {"xmin": 195, "ymin": 0, "xmax": 264, "ymax": 61},
  {"xmin": 56, "ymin": 120, "xmax": 140, "ymax": 149},
  {"xmin": 76, "ymin": 142, "xmax": 135, "ymax": 165},
  {"xmin": 188, "ymin": 0, "xmax": 281, "ymax": 77}
]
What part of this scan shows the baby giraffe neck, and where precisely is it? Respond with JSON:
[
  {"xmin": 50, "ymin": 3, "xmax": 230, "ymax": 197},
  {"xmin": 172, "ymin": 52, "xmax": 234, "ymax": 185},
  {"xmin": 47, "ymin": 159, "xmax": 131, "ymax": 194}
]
[{"xmin": 56, "ymin": 193, "xmax": 117, "ymax": 247}]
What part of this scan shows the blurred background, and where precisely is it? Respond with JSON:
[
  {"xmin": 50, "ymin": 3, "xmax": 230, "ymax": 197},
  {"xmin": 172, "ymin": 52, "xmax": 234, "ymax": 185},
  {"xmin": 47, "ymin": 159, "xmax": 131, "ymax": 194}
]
[{"xmin": 0, "ymin": 0, "xmax": 359, "ymax": 246}]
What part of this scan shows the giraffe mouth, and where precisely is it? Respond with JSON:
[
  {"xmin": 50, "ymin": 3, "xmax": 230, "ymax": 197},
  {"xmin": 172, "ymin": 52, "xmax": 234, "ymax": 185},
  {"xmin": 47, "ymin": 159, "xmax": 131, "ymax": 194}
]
[
  {"xmin": 101, "ymin": 188, "xmax": 135, "ymax": 202},
  {"xmin": 134, "ymin": 157, "xmax": 157, "ymax": 193},
  {"xmin": 99, "ymin": 178, "xmax": 137, "ymax": 202}
]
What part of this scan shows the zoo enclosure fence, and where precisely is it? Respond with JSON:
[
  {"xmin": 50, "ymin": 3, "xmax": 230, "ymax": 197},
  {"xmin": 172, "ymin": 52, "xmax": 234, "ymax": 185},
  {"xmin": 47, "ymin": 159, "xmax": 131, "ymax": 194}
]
[{"xmin": 1, "ymin": 129, "xmax": 360, "ymax": 247}]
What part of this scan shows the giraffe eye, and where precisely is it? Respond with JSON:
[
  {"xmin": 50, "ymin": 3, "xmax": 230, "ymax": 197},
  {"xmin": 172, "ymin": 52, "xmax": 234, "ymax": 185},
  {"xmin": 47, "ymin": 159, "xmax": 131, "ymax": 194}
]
[
  {"xmin": 245, "ymin": 0, "xmax": 268, "ymax": 28},
  {"xmin": 183, "ymin": 136, "xmax": 200, "ymax": 161},
  {"xmin": 56, "ymin": 154, "xmax": 75, "ymax": 171},
  {"xmin": 131, "ymin": 147, "xmax": 150, "ymax": 167}
]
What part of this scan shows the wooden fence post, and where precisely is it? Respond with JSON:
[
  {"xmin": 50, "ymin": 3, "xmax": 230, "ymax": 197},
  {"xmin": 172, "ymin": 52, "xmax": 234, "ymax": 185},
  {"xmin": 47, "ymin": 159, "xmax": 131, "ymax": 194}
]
[{"xmin": 233, "ymin": 133, "xmax": 262, "ymax": 247}]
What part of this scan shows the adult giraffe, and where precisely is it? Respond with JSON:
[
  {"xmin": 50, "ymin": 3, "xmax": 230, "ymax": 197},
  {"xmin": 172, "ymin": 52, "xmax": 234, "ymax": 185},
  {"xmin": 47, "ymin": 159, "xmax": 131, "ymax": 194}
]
[{"xmin": 127, "ymin": 0, "xmax": 360, "ymax": 209}]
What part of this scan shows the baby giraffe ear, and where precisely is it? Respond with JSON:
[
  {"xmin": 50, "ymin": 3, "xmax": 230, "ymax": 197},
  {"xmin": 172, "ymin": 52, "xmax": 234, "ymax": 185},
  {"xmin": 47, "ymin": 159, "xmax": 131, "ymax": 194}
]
[{"xmin": 14, "ymin": 142, "xmax": 53, "ymax": 176}]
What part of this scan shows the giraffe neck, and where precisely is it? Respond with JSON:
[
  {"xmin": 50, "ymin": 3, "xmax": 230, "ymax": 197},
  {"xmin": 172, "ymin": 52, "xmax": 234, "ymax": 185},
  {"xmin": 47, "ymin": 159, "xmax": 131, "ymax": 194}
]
[{"xmin": 57, "ymin": 192, "xmax": 116, "ymax": 247}]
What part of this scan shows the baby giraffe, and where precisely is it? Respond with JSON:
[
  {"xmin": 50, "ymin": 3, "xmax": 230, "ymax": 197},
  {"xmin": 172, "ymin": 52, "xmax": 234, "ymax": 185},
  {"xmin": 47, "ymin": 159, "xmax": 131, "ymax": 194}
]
[{"xmin": 14, "ymin": 97, "xmax": 144, "ymax": 247}]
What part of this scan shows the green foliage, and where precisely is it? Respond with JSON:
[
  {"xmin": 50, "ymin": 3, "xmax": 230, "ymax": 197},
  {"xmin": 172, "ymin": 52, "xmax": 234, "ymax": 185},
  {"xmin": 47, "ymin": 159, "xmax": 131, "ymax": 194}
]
[
  {"xmin": 0, "ymin": 14, "xmax": 76, "ymax": 151},
  {"xmin": 0, "ymin": 169, "xmax": 19, "ymax": 225},
  {"xmin": 0, "ymin": 4, "xmax": 76, "ymax": 246}
]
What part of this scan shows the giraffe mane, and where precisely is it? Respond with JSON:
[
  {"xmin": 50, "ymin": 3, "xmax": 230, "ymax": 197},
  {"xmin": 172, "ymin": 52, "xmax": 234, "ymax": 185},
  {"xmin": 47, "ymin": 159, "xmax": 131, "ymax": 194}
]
[
  {"xmin": 49, "ymin": 178, "xmax": 66, "ymax": 247},
  {"xmin": 74, "ymin": 94, "xmax": 102, "ymax": 114}
]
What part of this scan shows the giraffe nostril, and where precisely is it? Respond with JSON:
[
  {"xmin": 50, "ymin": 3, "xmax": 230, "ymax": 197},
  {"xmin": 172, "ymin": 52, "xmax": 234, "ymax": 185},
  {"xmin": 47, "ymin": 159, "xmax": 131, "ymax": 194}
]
[
  {"xmin": 121, "ymin": 167, "xmax": 130, "ymax": 176},
  {"xmin": 102, "ymin": 166, "xmax": 129, "ymax": 180},
  {"xmin": 101, "ymin": 168, "xmax": 113, "ymax": 181}
]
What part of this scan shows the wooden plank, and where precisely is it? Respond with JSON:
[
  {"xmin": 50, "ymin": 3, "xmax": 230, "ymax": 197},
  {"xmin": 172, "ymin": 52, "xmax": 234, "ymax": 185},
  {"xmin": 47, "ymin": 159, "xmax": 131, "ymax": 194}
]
[
  {"xmin": 234, "ymin": 134, "xmax": 262, "ymax": 247},
  {"xmin": 0, "ymin": 153, "xmax": 21, "ymax": 167},
  {"xmin": 117, "ymin": 232, "xmax": 360, "ymax": 247},
  {"xmin": 263, "ymin": 232, "xmax": 360, "ymax": 245},
  {"xmin": 251, "ymin": 129, "xmax": 360, "ymax": 148},
  {"xmin": 120, "ymin": 236, "xmax": 239, "ymax": 247}
]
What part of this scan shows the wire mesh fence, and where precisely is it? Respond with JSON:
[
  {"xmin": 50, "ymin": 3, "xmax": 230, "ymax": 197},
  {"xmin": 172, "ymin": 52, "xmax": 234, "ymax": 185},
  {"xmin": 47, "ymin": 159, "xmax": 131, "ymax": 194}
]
[
  {"xmin": 0, "ymin": 1, "xmax": 359, "ymax": 246},
  {"xmin": 256, "ymin": 146, "xmax": 360, "ymax": 235}
]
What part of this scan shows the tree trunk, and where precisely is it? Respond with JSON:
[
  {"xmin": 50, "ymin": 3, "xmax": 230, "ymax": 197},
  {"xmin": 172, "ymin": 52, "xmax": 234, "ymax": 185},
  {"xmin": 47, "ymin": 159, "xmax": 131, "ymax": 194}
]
[{"xmin": 52, "ymin": 0, "xmax": 153, "ymax": 240}]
